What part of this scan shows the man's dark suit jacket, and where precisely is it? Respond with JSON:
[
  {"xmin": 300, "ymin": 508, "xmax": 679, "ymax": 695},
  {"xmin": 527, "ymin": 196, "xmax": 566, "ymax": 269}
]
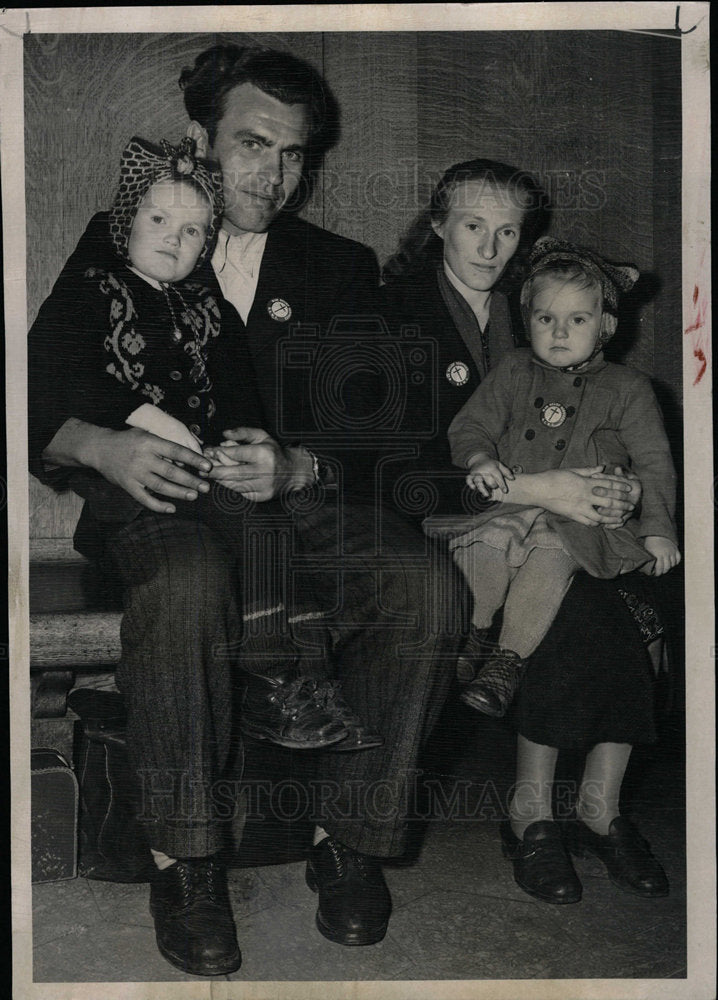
[{"xmin": 204, "ymin": 213, "xmax": 389, "ymax": 498}]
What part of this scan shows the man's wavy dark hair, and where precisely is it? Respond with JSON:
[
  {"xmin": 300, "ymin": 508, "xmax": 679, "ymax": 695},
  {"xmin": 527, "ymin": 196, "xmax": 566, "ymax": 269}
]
[
  {"xmin": 179, "ymin": 44, "xmax": 338, "ymax": 211},
  {"xmin": 179, "ymin": 43, "xmax": 331, "ymax": 148}
]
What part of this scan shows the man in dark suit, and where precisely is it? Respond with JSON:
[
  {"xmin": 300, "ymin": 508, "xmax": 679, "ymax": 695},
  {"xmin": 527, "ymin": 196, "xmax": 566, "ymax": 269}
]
[{"xmin": 30, "ymin": 44, "xmax": 460, "ymax": 976}]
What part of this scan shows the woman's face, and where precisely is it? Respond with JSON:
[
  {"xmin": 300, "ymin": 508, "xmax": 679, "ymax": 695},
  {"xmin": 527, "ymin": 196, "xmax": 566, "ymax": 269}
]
[{"xmin": 432, "ymin": 181, "xmax": 526, "ymax": 292}]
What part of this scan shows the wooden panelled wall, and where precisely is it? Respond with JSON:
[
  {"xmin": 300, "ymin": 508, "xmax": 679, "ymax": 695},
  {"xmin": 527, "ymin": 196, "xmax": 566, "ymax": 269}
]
[{"xmin": 24, "ymin": 31, "xmax": 682, "ymax": 538}]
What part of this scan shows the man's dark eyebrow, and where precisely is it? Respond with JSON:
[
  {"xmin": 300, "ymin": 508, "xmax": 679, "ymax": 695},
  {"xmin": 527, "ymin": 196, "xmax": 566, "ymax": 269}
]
[{"xmin": 234, "ymin": 129, "xmax": 269, "ymax": 145}]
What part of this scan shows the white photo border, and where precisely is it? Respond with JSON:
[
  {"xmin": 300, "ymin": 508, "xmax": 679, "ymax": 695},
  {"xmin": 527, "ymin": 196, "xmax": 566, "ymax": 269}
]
[{"xmin": 2, "ymin": 4, "xmax": 713, "ymax": 999}]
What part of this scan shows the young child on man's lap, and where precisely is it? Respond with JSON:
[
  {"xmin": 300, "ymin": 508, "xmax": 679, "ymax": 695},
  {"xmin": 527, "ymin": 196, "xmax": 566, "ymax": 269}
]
[{"xmin": 65, "ymin": 135, "xmax": 381, "ymax": 754}]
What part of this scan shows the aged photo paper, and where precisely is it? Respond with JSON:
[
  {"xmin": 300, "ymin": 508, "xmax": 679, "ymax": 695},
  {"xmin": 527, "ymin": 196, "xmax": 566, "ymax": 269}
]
[{"xmin": 2, "ymin": 3, "xmax": 713, "ymax": 999}]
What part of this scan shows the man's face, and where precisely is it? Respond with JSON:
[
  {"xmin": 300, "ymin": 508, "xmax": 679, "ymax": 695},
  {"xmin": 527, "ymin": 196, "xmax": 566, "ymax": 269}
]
[{"xmin": 207, "ymin": 82, "xmax": 311, "ymax": 235}]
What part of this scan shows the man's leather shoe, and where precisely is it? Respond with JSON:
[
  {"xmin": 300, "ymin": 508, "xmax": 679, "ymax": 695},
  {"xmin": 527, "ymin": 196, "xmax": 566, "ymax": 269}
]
[
  {"xmin": 313, "ymin": 681, "xmax": 384, "ymax": 752},
  {"xmin": 306, "ymin": 837, "xmax": 391, "ymax": 945},
  {"xmin": 501, "ymin": 820, "xmax": 582, "ymax": 904},
  {"xmin": 567, "ymin": 816, "xmax": 669, "ymax": 897},
  {"xmin": 240, "ymin": 669, "xmax": 349, "ymax": 749},
  {"xmin": 149, "ymin": 856, "xmax": 241, "ymax": 975}
]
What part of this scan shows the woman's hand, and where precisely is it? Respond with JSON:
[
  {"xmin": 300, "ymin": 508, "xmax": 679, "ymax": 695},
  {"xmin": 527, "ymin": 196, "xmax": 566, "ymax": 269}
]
[
  {"xmin": 498, "ymin": 465, "xmax": 638, "ymax": 527},
  {"xmin": 640, "ymin": 536, "xmax": 681, "ymax": 575},
  {"xmin": 592, "ymin": 466, "xmax": 642, "ymax": 528}
]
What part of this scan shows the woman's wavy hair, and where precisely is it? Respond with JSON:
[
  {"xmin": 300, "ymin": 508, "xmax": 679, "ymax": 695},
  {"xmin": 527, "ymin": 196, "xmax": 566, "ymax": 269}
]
[{"xmin": 382, "ymin": 158, "xmax": 547, "ymax": 288}]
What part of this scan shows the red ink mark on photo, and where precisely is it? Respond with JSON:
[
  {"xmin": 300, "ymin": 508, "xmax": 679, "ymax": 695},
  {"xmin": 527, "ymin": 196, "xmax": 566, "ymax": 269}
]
[
  {"xmin": 693, "ymin": 348, "xmax": 707, "ymax": 386},
  {"xmin": 685, "ymin": 285, "xmax": 706, "ymax": 336}
]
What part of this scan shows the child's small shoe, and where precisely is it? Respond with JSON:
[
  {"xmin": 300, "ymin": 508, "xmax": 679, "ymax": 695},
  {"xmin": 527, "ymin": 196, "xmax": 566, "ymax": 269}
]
[
  {"xmin": 240, "ymin": 669, "xmax": 349, "ymax": 749},
  {"xmin": 312, "ymin": 680, "xmax": 384, "ymax": 752},
  {"xmin": 460, "ymin": 648, "xmax": 526, "ymax": 718},
  {"xmin": 456, "ymin": 626, "xmax": 492, "ymax": 684}
]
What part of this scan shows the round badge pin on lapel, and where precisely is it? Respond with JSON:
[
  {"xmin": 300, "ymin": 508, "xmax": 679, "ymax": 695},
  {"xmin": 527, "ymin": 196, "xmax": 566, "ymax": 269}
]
[
  {"xmin": 446, "ymin": 361, "xmax": 470, "ymax": 386},
  {"xmin": 267, "ymin": 298, "xmax": 292, "ymax": 322}
]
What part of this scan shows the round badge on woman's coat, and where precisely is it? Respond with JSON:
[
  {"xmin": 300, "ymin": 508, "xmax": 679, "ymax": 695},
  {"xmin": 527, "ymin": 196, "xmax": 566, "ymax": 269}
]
[
  {"xmin": 267, "ymin": 298, "xmax": 292, "ymax": 322},
  {"xmin": 446, "ymin": 361, "xmax": 470, "ymax": 386}
]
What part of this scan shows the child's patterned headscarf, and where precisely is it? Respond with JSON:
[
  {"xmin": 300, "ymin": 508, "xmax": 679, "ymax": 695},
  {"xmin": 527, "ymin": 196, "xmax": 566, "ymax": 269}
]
[
  {"xmin": 110, "ymin": 136, "xmax": 224, "ymax": 271},
  {"xmin": 521, "ymin": 236, "xmax": 639, "ymax": 346}
]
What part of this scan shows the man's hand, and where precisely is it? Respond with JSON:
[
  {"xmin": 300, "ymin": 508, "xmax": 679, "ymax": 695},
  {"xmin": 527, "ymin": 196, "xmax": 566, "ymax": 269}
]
[
  {"xmin": 89, "ymin": 427, "xmax": 212, "ymax": 513},
  {"xmin": 42, "ymin": 418, "xmax": 213, "ymax": 514},
  {"xmin": 641, "ymin": 536, "xmax": 681, "ymax": 576},
  {"xmin": 466, "ymin": 454, "xmax": 514, "ymax": 498},
  {"xmin": 206, "ymin": 427, "xmax": 314, "ymax": 502}
]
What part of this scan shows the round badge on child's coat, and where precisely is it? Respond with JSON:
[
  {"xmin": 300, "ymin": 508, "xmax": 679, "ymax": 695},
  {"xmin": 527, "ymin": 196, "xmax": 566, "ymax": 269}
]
[
  {"xmin": 446, "ymin": 361, "xmax": 470, "ymax": 386},
  {"xmin": 540, "ymin": 402, "xmax": 567, "ymax": 427},
  {"xmin": 267, "ymin": 298, "xmax": 292, "ymax": 322}
]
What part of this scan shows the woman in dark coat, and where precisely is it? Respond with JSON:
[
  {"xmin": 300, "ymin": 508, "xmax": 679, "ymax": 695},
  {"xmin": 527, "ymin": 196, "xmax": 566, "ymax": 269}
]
[{"xmin": 380, "ymin": 159, "xmax": 669, "ymax": 904}]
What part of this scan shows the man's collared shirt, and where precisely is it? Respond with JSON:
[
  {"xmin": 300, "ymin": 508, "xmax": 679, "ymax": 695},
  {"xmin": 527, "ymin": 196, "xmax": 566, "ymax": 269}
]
[{"xmin": 212, "ymin": 228, "xmax": 268, "ymax": 324}]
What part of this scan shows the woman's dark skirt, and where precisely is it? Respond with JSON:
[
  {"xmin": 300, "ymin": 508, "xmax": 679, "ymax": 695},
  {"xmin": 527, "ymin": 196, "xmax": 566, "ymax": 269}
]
[{"xmin": 515, "ymin": 571, "xmax": 668, "ymax": 749}]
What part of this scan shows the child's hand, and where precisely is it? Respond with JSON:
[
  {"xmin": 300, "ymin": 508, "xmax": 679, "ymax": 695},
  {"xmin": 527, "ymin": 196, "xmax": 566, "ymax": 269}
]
[
  {"xmin": 203, "ymin": 443, "xmax": 245, "ymax": 467},
  {"xmin": 466, "ymin": 456, "xmax": 514, "ymax": 498},
  {"xmin": 641, "ymin": 536, "xmax": 681, "ymax": 575},
  {"xmin": 126, "ymin": 403, "xmax": 203, "ymax": 457}
]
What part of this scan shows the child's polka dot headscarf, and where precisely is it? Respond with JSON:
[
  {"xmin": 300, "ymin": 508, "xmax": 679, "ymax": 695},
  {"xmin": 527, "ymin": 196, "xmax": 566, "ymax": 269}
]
[{"xmin": 110, "ymin": 136, "xmax": 224, "ymax": 271}]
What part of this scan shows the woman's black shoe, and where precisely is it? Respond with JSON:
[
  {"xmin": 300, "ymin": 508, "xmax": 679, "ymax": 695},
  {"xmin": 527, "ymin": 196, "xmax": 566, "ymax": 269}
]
[
  {"xmin": 500, "ymin": 820, "xmax": 582, "ymax": 904},
  {"xmin": 306, "ymin": 837, "xmax": 391, "ymax": 945},
  {"xmin": 567, "ymin": 816, "xmax": 669, "ymax": 897}
]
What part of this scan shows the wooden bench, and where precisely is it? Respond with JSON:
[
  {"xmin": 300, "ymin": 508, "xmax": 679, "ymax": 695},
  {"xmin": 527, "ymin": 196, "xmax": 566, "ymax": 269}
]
[
  {"xmin": 29, "ymin": 480, "xmax": 120, "ymax": 721},
  {"xmin": 30, "ymin": 539, "xmax": 123, "ymax": 719}
]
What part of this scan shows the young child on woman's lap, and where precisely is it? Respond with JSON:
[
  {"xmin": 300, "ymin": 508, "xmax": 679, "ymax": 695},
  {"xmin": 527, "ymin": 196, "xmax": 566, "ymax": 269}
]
[{"xmin": 448, "ymin": 237, "xmax": 680, "ymax": 718}]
